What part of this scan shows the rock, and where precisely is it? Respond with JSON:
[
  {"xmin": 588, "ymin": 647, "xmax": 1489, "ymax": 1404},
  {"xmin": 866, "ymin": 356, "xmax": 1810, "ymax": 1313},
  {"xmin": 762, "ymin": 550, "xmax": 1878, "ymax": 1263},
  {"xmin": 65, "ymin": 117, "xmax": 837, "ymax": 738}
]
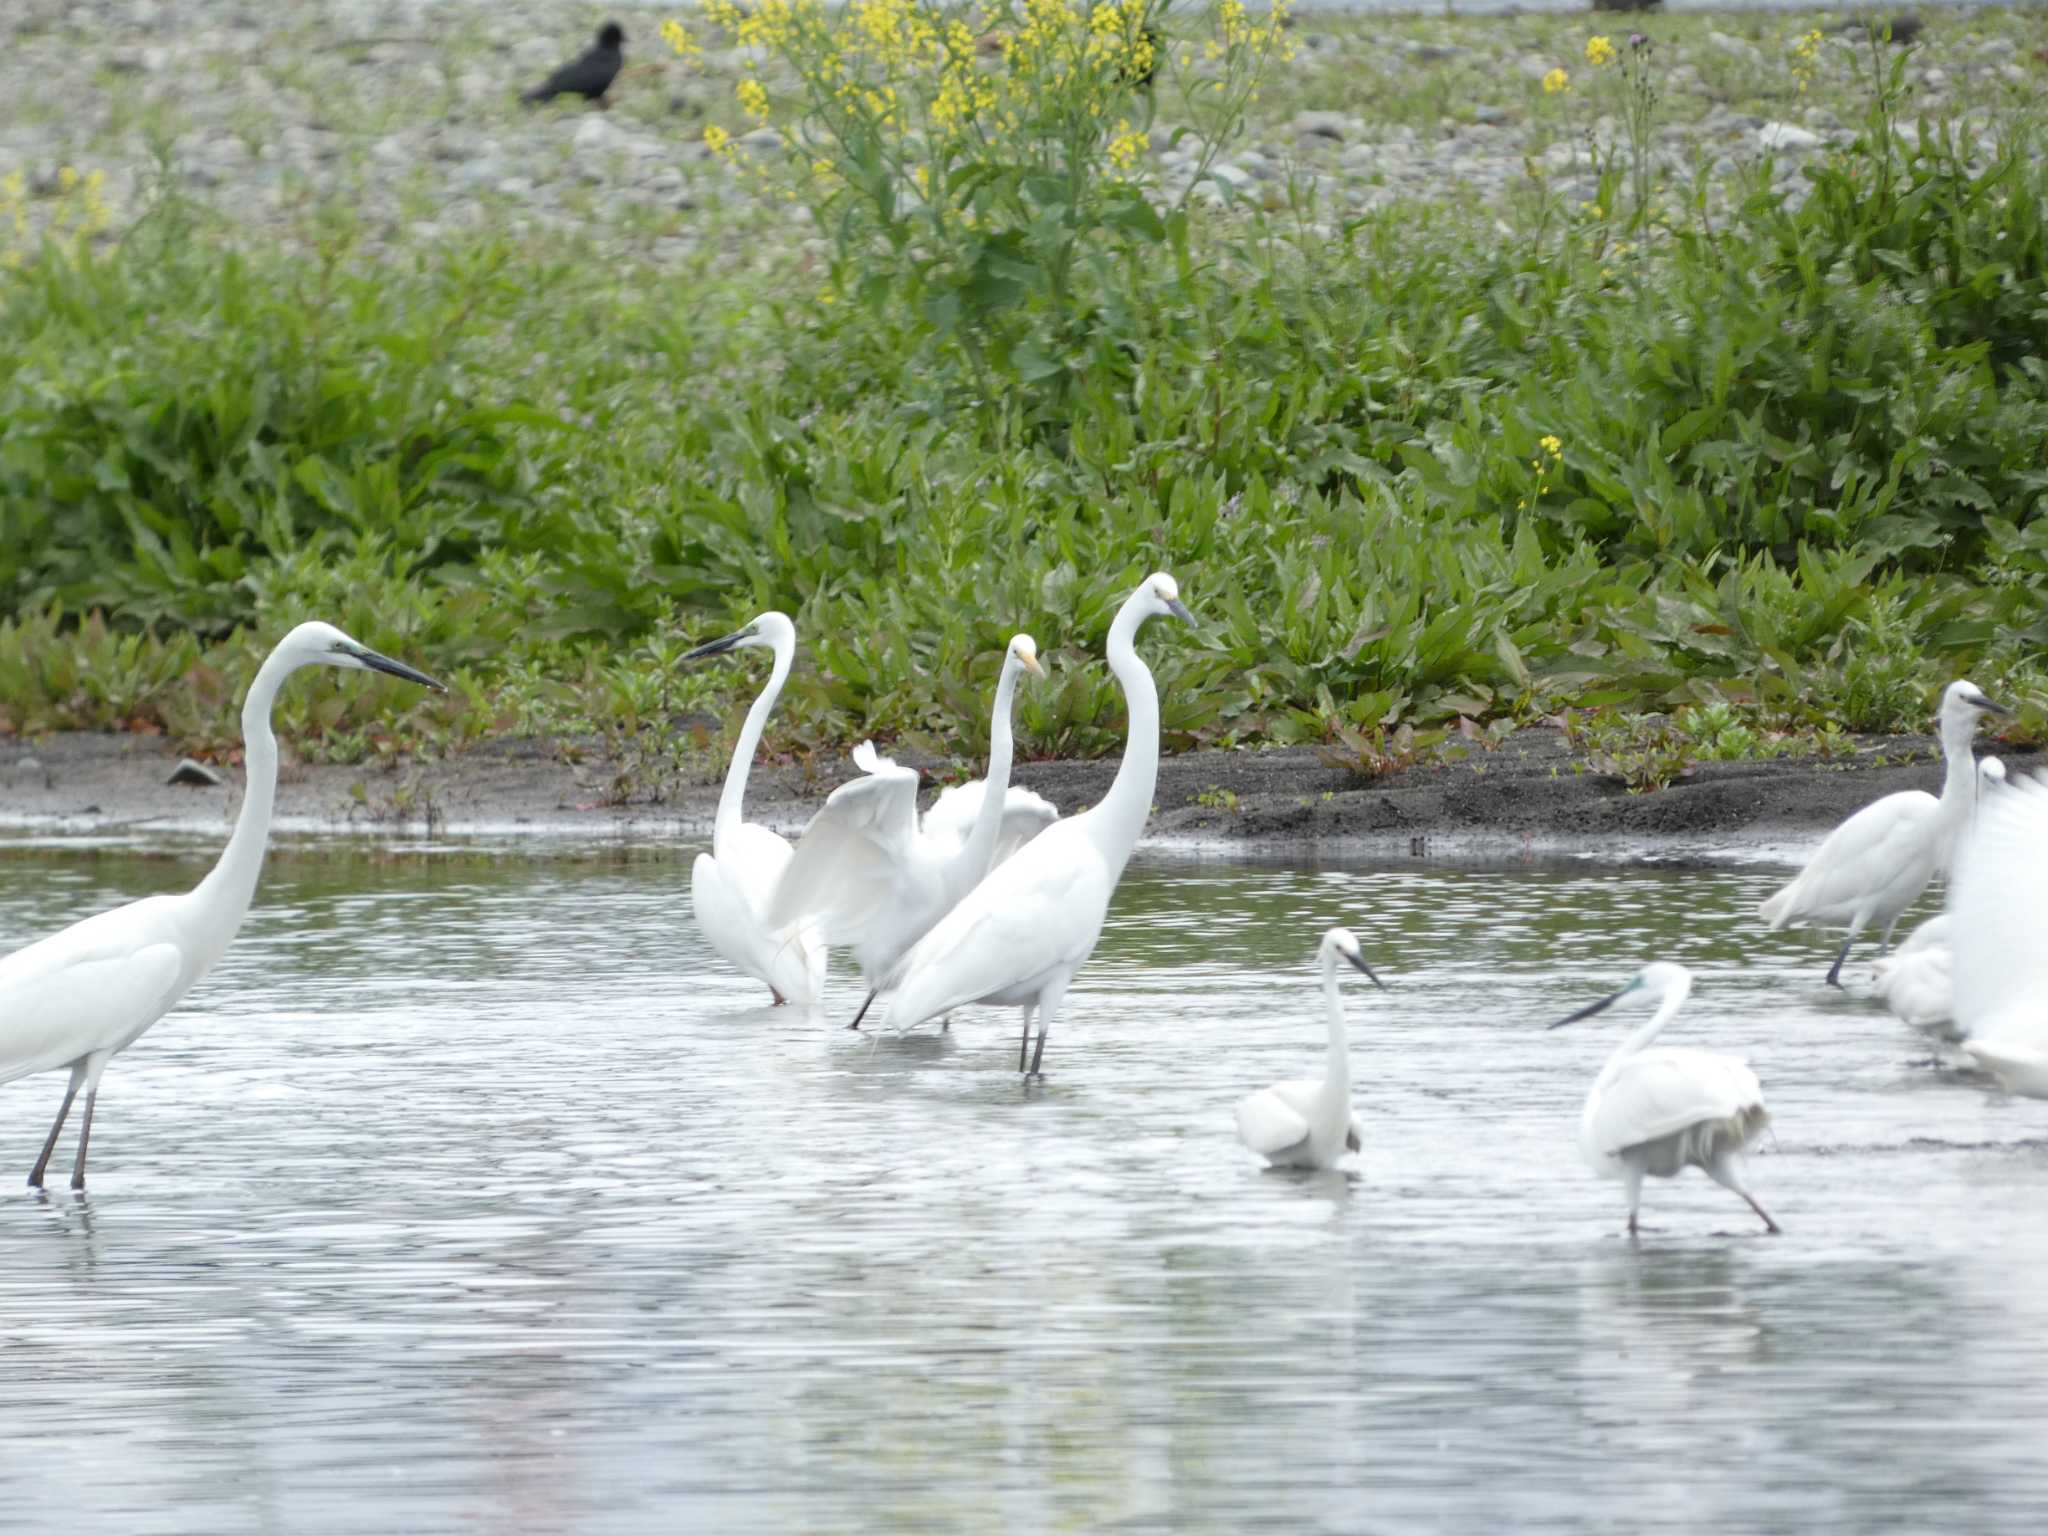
[
  {"xmin": 10, "ymin": 756, "xmax": 48, "ymax": 789},
  {"xmin": 1758, "ymin": 122, "xmax": 1822, "ymax": 151},
  {"xmin": 168, "ymin": 758, "xmax": 223, "ymax": 788},
  {"xmin": 370, "ymin": 134, "xmax": 409, "ymax": 167},
  {"xmin": 573, "ymin": 114, "xmax": 619, "ymax": 153},
  {"xmin": 1403, "ymin": 43, "xmax": 1464, "ymax": 62},
  {"xmin": 734, "ymin": 128, "xmax": 782, "ymax": 157},
  {"xmin": 1706, "ymin": 30, "xmax": 1761, "ymax": 64},
  {"xmin": 1291, "ymin": 110, "xmax": 1349, "ymax": 142},
  {"xmin": 1470, "ymin": 105, "xmax": 1509, "ymax": 127}
]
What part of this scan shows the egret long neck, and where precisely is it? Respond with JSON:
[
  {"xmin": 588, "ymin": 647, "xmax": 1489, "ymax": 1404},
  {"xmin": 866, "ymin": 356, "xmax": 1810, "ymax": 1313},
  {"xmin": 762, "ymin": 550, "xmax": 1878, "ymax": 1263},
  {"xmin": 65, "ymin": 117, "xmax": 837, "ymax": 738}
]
[
  {"xmin": 1317, "ymin": 953, "xmax": 1352, "ymax": 1112},
  {"xmin": 190, "ymin": 645, "xmax": 293, "ymax": 954},
  {"xmin": 715, "ymin": 632, "xmax": 792, "ymax": 852},
  {"xmin": 1091, "ymin": 598, "xmax": 1160, "ymax": 872},
  {"xmin": 1937, "ymin": 707, "xmax": 1979, "ymax": 810},
  {"xmin": 1596, "ymin": 981, "xmax": 1690, "ymax": 1090},
  {"xmin": 957, "ymin": 656, "xmax": 1020, "ymax": 884}
]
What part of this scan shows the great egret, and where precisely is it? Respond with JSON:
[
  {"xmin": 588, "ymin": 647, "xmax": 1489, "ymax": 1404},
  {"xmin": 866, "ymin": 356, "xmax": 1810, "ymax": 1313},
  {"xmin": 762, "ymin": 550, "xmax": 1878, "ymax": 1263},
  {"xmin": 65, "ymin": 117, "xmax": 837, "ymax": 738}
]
[
  {"xmin": 1760, "ymin": 680, "xmax": 2011, "ymax": 986},
  {"xmin": 1873, "ymin": 756, "xmax": 2007, "ymax": 1035},
  {"xmin": 0, "ymin": 622, "xmax": 442, "ymax": 1190},
  {"xmin": 1953, "ymin": 768, "xmax": 2048, "ymax": 1094},
  {"xmin": 880, "ymin": 572, "xmax": 1194, "ymax": 1077},
  {"xmin": 770, "ymin": 634, "xmax": 1056, "ymax": 1028},
  {"xmin": 1549, "ymin": 962, "xmax": 1779, "ymax": 1236},
  {"xmin": 684, "ymin": 612, "xmax": 827, "ymax": 1008},
  {"xmin": 1234, "ymin": 927, "xmax": 1383, "ymax": 1170}
]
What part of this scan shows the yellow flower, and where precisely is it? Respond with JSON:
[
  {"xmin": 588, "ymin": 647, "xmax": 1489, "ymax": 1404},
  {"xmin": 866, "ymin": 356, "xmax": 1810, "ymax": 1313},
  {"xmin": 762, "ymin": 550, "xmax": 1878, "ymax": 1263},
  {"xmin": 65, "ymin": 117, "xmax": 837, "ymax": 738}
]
[
  {"xmin": 1542, "ymin": 67, "xmax": 1570, "ymax": 95},
  {"xmin": 660, "ymin": 18, "xmax": 702, "ymax": 61},
  {"xmin": 737, "ymin": 78, "xmax": 770, "ymax": 120},
  {"xmin": 1107, "ymin": 118, "xmax": 1147, "ymax": 171},
  {"xmin": 1539, "ymin": 435, "xmax": 1563, "ymax": 458},
  {"xmin": 1585, "ymin": 34, "xmax": 1617, "ymax": 67},
  {"xmin": 704, "ymin": 123, "xmax": 731, "ymax": 155},
  {"xmin": 57, "ymin": 165, "xmax": 79, "ymax": 192}
]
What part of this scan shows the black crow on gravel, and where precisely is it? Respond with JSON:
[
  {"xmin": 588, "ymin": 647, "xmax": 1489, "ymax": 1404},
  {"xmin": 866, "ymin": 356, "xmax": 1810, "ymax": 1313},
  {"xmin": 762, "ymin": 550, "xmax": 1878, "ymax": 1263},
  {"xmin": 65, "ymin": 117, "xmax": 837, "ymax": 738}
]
[{"xmin": 522, "ymin": 22, "xmax": 625, "ymax": 105}]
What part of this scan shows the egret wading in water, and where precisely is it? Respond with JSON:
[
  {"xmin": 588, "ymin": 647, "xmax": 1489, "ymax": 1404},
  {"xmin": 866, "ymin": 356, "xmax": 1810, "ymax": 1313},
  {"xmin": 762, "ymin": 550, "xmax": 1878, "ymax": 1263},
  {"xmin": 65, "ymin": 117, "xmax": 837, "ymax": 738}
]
[
  {"xmin": 771, "ymin": 634, "xmax": 1056, "ymax": 1030},
  {"xmin": 1550, "ymin": 962, "xmax": 1779, "ymax": 1236},
  {"xmin": 881, "ymin": 573, "xmax": 1194, "ymax": 1078},
  {"xmin": 1760, "ymin": 680, "xmax": 2011, "ymax": 987},
  {"xmin": 683, "ymin": 612, "xmax": 827, "ymax": 1008},
  {"xmin": 0, "ymin": 623, "xmax": 442, "ymax": 1190},
  {"xmin": 1234, "ymin": 927, "xmax": 1382, "ymax": 1170},
  {"xmin": 1952, "ymin": 768, "xmax": 2048, "ymax": 1095},
  {"xmin": 1873, "ymin": 757, "xmax": 2007, "ymax": 1036}
]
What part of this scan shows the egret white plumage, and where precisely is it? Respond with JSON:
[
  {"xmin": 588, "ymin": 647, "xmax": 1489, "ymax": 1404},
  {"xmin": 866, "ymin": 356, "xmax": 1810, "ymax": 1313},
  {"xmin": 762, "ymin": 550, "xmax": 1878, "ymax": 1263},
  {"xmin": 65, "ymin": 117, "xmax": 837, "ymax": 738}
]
[
  {"xmin": 1873, "ymin": 757, "xmax": 2007, "ymax": 1035},
  {"xmin": 1953, "ymin": 768, "xmax": 2048, "ymax": 1095},
  {"xmin": 1760, "ymin": 680, "xmax": 2011, "ymax": 986},
  {"xmin": 684, "ymin": 612, "xmax": 827, "ymax": 1008},
  {"xmin": 880, "ymin": 572, "xmax": 1194, "ymax": 1078},
  {"xmin": 1549, "ymin": 962, "xmax": 1779, "ymax": 1236},
  {"xmin": 771, "ymin": 634, "xmax": 1056, "ymax": 1028},
  {"xmin": 0, "ymin": 622, "xmax": 442, "ymax": 1189},
  {"xmin": 1234, "ymin": 927, "xmax": 1382, "ymax": 1170}
]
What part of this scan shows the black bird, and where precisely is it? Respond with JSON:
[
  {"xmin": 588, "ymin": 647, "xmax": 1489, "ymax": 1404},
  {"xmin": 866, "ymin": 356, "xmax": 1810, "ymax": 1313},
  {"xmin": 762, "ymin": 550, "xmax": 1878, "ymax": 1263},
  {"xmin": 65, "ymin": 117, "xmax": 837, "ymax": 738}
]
[{"xmin": 522, "ymin": 22, "xmax": 625, "ymax": 106}]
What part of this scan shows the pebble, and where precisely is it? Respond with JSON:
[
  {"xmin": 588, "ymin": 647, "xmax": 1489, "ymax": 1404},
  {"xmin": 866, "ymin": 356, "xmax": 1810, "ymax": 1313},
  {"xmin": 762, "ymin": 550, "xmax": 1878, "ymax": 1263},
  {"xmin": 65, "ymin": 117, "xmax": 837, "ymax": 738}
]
[
  {"xmin": 1758, "ymin": 122, "xmax": 1823, "ymax": 151},
  {"xmin": 10, "ymin": 756, "xmax": 48, "ymax": 789},
  {"xmin": 168, "ymin": 758, "xmax": 224, "ymax": 788}
]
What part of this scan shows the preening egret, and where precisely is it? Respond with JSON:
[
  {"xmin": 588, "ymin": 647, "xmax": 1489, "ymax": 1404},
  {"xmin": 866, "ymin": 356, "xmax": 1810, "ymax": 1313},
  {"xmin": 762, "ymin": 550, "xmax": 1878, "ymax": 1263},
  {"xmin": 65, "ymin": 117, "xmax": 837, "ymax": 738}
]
[
  {"xmin": 1760, "ymin": 680, "xmax": 2011, "ymax": 987},
  {"xmin": 1234, "ymin": 927, "xmax": 1382, "ymax": 1170},
  {"xmin": 684, "ymin": 612, "xmax": 828, "ymax": 1008},
  {"xmin": 0, "ymin": 622, "xmax": 442, "ymax": 1190},
  {"xmin": 880, "ymin": 572, "xmax": 1195, "ymax": 1078},
  {"xmin": 770, "ymin": 634, "xmax": 1056, "ymax": 1028},
  {"xmin": 1953, "ymin": 768, "xmax": 2048, "ymax": 1095},
  {"xmin": 1873, "ymin": 757, "xmax": 2006, "ymax": 1036},
  {"xmin": 1549, "ymin": 962, "xmax": 1779, "ymax": 1236}
]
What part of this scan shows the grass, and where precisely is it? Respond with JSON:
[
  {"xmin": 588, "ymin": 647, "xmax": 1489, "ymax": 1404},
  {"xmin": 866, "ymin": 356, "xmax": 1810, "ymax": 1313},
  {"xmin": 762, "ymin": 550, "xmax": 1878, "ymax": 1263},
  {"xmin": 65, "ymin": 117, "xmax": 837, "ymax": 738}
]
[{"xmin": 3, "ymin": 8, "xmax": 2048, "ymax": 777}]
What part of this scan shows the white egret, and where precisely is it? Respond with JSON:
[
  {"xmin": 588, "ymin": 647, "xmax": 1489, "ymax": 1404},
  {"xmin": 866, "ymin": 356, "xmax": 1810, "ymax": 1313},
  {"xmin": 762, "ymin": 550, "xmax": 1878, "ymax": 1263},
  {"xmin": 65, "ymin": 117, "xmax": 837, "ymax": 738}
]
[
  {"xmin": 1760, "ymin": 680, "xmax": 2011, "ymax": 986},
  {"xmin": 1234, "ymin": 927, "xmax": 1383, "ymax": 1170},
  {"xmin": 0, "ymin": 622, "xmax": 442, "ymax": 1190},
  {"xmin": 1549, "ymin": 962, "xmax": 1779, "ymax": 1236},
  {"xmin": 1953, "ymin": 768, "xmax": 2048, "ymax": 1094},
  {"xmin": 683, "ymin": 612, "xmax": 828, "ymax": 1008},
  {"xmin": 880, "ymin": 572, "xmax": 1194, "ymax": 1077},
  {"xmin": 1873, "ymin": 757, "xmax": 2007, "ymax": 1036},
  {"xmin": 770, "ymin": 634, "xmax": 1056, "ymax": 1028}
]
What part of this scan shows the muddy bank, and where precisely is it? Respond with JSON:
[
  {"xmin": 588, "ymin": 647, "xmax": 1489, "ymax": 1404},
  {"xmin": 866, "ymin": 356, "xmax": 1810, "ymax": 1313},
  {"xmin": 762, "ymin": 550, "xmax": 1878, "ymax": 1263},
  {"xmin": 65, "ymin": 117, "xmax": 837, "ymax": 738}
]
[{"xmin": 0, "ymin": 726, "xmax": 2023, "ymax": 863}]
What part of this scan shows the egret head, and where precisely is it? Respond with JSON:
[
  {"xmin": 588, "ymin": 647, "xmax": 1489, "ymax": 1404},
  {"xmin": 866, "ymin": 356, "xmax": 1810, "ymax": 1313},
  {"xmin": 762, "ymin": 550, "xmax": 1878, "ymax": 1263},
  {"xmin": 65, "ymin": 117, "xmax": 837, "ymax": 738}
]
[
  {"xmin": 280, "ymin": 621, "xmax": 443, "ymax": 690},
  {"xmin": 1137, "ymin": 571, "xmax": 1195, "ymax": 626},
  {"xmin": 1548, "ymin": 960, "xmax": 1691, "ymax": 1029},
  {"xmin": 598, "ymin": 21, "xmax": 625, "ymax": 48},
  {"xmin": 1942, "ymin": 679, "xmax": 2014, "ymax": 724},
  {"xmin": 1007, "ymin": 634, "xmax": 1047, "ymax": 680},
  {"xmin": 1320, "ymin": 926, "xmax": 1384, "ymax": 988},
  {"xmin": 684, "ymin": 610, "xmax": 795, "ymax": 662}
]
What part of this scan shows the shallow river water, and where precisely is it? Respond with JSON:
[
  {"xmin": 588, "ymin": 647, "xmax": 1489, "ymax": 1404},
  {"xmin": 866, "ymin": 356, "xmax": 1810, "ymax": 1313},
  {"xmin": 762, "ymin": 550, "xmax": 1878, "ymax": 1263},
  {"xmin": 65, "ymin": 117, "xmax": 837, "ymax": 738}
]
[{"xmin": 2, "ymin": 839, "xmax": 2045, "ymax": 1533}]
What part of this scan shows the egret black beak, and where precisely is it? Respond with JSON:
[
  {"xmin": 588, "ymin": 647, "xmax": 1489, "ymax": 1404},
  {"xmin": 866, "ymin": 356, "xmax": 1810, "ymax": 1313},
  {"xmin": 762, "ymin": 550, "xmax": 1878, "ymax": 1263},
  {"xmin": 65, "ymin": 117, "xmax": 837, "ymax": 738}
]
[
  {"xmin": 1980, "ymin": 696, "xmax": 2016, "ymax": 718},
  {"xmin": 1167, "ymin": 598, "xmax": 1196, "ymax": 625},
  {"xmin": 1548, "ymin": 990, "xmax": 1624, "ymax": 1030},
  {"xmin": 684, "ymin": 628, "xmax": 752, "ymax": 661},
  {"xmin": 1344, "ymin": 951, "xmax": 1385, "ymax": 989},
  {"xmin": 361, "ymin": 649, "xmax": 444, "ymax": 692}
]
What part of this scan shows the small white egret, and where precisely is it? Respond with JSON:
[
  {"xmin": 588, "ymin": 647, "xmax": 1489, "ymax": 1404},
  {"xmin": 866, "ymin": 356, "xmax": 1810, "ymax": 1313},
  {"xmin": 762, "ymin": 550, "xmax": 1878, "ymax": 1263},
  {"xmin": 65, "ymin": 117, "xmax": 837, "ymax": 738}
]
[
  {"xmin": 1760, "ymin": 680, "xmax": 2011, "ymax": 986},
  {"xmin": 880, "ymin": 572, "xmax": 1194, "ymax": 1078},
  {"xmin": 1873, "ymin": 757, "xmax": 2006, "ymax": 1036},
  {"xmin": 1549, "ymin": 962, "xmax": 1779, "ymax": 1236},
  {"xmin": 1234, "ymin": 927, "xmax": 1383, "ymax": 1170},
  {"xmin": 1952, "ymin": 768, "xmax": 2048, "ymax": 1094},
  {"xmin": 683, "ymin": 612, "xmax": 827, "ymax": 1008},
  {"xmin": 771, "ymin": 634, "xmax": 1056, "ymax": 1028},
  {"xmin": 0, "ymin": 622, "xmax": 442, "ymax": 1189}
]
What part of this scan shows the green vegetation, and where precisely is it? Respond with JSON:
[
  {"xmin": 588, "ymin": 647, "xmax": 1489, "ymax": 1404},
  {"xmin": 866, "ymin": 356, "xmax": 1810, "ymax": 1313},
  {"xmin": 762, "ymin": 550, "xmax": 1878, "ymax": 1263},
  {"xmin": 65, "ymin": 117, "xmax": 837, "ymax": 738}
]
[{"xmin": 4, "ymin": 7, "xmax": 2048, "ymax": 778}]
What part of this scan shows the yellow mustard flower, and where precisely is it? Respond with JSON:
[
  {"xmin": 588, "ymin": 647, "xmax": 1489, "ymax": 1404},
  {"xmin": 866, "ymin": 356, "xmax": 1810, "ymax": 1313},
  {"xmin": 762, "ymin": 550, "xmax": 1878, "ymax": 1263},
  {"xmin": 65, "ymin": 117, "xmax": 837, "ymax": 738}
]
[
  {"xmin": 704, "ymin": 123, "xmax": 732, "ymax": 155},
  {"xmin": 1585, "ymin": 34, "xmax": 1617, "ymax": 67},
  {"xmin": 1542, "ymin": 67, "xmax": 1570, "ymax": 95},
  {"xmin": 737, "ymin": 78, "xmax": 770, "ymax": 120},
  {"xmin": 1539, "ymin": 435, "xmax": 1563, "ymax": 459}
]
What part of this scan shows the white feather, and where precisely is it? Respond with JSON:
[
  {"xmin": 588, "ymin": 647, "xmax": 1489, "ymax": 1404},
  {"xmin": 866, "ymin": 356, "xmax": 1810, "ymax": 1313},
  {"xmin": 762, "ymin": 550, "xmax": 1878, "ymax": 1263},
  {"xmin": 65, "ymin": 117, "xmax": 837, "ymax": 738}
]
[{"xmin": 1954, "ymin": 770, "xmax": 2048, "ymax": 1091}]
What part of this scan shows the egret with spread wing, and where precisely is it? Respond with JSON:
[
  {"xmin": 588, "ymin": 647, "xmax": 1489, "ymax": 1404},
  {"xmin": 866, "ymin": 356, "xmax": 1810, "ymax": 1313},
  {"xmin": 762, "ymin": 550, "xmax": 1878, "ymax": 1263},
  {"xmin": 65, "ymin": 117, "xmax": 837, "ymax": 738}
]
[
  {"xmin": 1874, "ymin": 757, "xmax": 2007, "ymax": 1036},
  {"xmin": 1954, "ymin": 768, "xmax": 2048, "ymax": 1094},
  {"xmin": 1550, "ymin": 962, "xmax": 1779, "ymax": 1236},
  {"xmin": 879, "ymin": 574, "xmax": 1193, "ymax": 1078},
  {"xmin": 0, "ymin": 622, "xmax": 442, "ymax": 1190},
  {"xmin": 1235, "ymin": 927, "xmax": 1382, "ymax": 1170},
  {"xmin": 771, "ymin": 634, "xmax": 1054, "ymax": 1027},
  {"xmin": 684, "ymin": 612, "xmax": 827, "ymax": 1008},
  {"xmin": 1760, "ymin": 680, "xmax": 2010, "ymax": 986}
]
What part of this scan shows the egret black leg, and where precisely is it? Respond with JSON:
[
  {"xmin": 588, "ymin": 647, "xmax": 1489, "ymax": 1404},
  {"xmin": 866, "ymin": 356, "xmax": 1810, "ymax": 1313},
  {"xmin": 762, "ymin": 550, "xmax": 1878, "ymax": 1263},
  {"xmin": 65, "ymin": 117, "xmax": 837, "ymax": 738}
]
[
  {"xmin": 1016, "ymin": 1004, "xmax": 1036, "ymax": 1074},
  {"xmin": 1742, "ymin": 1192, "xmax": 1782, "ymax": 1235},
  {"xmin": 28, "ymin": 1069, "xmax": 82, "ymax": 1189},
  {"xmin": 846, "ymin": 990, "xmax": 879, "ymax": 1032},
  {"xmin": 1824, "ymin": 933, "xmax": 1857, "ymax": 989},
  {"xmin": 69, "ymin": 1085, "xmax": 99, "ymax": 1192}
]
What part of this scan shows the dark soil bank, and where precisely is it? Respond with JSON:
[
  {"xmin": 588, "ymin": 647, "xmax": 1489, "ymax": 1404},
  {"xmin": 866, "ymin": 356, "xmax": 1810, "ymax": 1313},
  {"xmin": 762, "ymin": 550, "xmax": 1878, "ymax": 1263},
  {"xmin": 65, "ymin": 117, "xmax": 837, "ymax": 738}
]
[{"xmin": 1, "ymin": 726, "xmax": 2024, "ymax": 864}]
